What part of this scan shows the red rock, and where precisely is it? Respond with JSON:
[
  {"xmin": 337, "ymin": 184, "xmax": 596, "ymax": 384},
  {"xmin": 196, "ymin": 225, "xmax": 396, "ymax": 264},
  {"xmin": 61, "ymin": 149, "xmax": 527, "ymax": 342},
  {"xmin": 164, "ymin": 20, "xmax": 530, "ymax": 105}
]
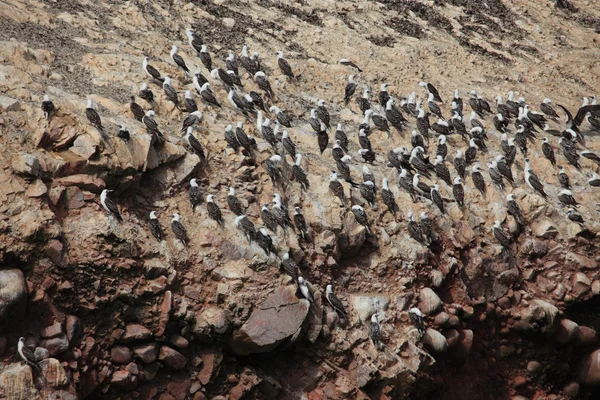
[
  {"xmin": 54, "ymin": 174, "xmax": 105, "ymax": 192},
  {"xmin": 111, "ymin": 370, "xmax": 137, "ymax": 391},
  {"xmin": 41, "ymin": 322, "xmax": 64, "ymax": 339},
  {"xmin": 111, "ymin": 345, "xmax": 133, "ymax": 365},
  {"xmin": 158, "ymin": 346, "xmax": 186, "ymax": 370},
  {"xmin": 156, "ymin": 291, "xmax": 172, "ymax": 337},
  {"xmin": 167, "ymin": 377, "xmax": 191, "ymax": 400},
  {"xmin": 579, "ymin": 349, "xmax": 600, "ymax": 384},
  {"xmin": 121, "ymin": 324, "xmax": 152, "ymax": 343},
  {"xmin": 196, "ymin": 349, "xmax": 222, "ymax": 385},
  {"xmin": 168, "ymin": 335, "xmax": 189, "ymax": 349},
  {"xmin": 125, "ymin": 362, "xmax": 139, "ymax": 375},
  {"xmin": 40, "ymin": 334, "xmax": 69, "ymax": 356},
  {"xmin": 141, "ymin": 362, "xmax": 160, "ymax": 381},
  {"xmin": 131, "ymin": 342, "xmax": 159, "ymax": 364},
  {"xmin": 554, "ymin": 319, "xmax": 579, "ymax": 345},
  {"xmin": 577, "ymin": 326, "xmax": 598, "ymax": 346},
  {"xmin": 192, "ymin": 392, "xmax": 207, "ymax": 400},
  {"xmin": 66, "ymin": 315, "xmax": 81, "ymax": 343}
]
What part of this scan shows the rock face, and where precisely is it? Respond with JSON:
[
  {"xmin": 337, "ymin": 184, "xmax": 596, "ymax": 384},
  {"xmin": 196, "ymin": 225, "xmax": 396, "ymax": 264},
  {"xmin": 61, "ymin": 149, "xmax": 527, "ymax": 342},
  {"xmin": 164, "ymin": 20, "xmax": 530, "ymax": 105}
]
[
  {"xmin": 0, "ymin": 268, "xmax": 27, "ymax": 321},
  {"xmin": 229, "ymin": 286, "xmax": 310, "ymax": 355},
  {"xmin": 1, "ymin": 0, "xmax": 600, "ymax": 398}
]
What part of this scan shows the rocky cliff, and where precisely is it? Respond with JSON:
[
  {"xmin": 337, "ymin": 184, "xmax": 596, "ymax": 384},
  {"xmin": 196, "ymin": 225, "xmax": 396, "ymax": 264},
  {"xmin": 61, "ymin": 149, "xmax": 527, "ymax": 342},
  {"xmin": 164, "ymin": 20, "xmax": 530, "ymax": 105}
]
[{"xmin": 1, "ymin": 0, "xmax": 600, "ymax": 399}]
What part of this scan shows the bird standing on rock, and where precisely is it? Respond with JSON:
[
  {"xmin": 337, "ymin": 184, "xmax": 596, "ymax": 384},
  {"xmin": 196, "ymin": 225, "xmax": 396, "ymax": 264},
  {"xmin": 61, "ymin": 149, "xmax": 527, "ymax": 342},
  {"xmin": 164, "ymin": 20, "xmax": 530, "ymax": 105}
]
[{"xmin": 171, "ymin": 213, "xmax": 188, "ymax": 246}]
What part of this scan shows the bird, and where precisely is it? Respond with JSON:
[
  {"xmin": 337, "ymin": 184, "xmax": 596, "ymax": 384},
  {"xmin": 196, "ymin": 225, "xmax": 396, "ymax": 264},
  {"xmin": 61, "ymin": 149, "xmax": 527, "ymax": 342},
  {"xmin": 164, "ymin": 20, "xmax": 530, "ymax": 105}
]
[
  {"xmin": 281, "ymin": 252, "xmax": 299, "ymax": 281},
  {"xmin": 199, "ymin": 45, "xmax": 212, "ymax": 71},
  {"xmin": 261, "ymin": 204, "xmax": 279, "ymax": 234},
  {"xmin": 541, "ymin": 137, "xmax": 556, "ymax": 166},
  {"xmin": 143, "ymin": 110, "xmax": 165, "ymax": 145},
  {"xmin": 142, "ymin": 56, "xmax": 164, "ymax": 82},
  {"xmin": 138, "ymin": 82, "xmax": 154, "ymax": 103},
  {"xmin": 437, "ymin": 135, "xmax": 448, "ymax": 159},
  {"xmin": 149, "ymin": 211, "xmax": 163, "ymax": 241},
  {"xmin": 430, "ymin": 184, "xmax": 445, "ymax": 214},
  {"xmin": 351, "ymin": 205, "xmax": 370, "ymax": 233},
  {"xmin": 240, "ymin": 45, "xmax": 256, "ymax": 75},
  {"xmin": 344, "ymin": 75, "xmax": 357, "ymax": 105},
  {"xmin": 381, "ymin": 178, "xmax": 398, "ymax": 215},
  {"xmin": 298, "ymin": 276, "xmax": 315, "ymax": 302},
  {"xmin": 254, "ymin": 71, "xmax": 274, "ymax": 98},
  {"xmin": 326, "ymin": 285, "xmax": 348, "ymax": 319},
  {"xmin": 317, "ymin": 99, "xmax": 330, "ymax": 128},
  {"xmin": 330, "ymin": 172, "xmax": 346, "ymax": 206},
  {"xmin": 276, "ymin": 50, "xmax": 295, "ymax": 79},
  {"xmin": 488, "ymin": 161, "xmax": 505, "ymax": 191},
  {"xmin": 407, "ymin": 212, "xmax": 428, "ymax": 246},
  {"xmin": 85, "ymin": 99, "xmax": 104, "ymax": 132},
  {"xmin": 171, "ymin": 213, "xmax": 188, "ymax": 245},
  {"xmin": 369, "ymin": 313, "xmax": 382, "ymax": 349},
  {"xmin": 524, "ymin": 158, "xmax": 547, "ymax": 198},
  {"xmin": 185, "ymin": 28, "xmax": 203, "ymax": 54},
  {"xmin": 567, "ymin": 208, "xmax": 584, "ymax": 225},
  {"xmin": 558, "ymin": 165, "xmax": 571, "ymax": 189},
  {"xmin": 356, "ymin": 89, "xmax": 371, "ymax": 113},
  {"xmin": 270, "ymin": 106, "xmax": 292, "ymax": 128},
  {"xmin": 339, "ymin": 58, "xmax": 362, "ymax": 72},
  {"xmin": 379, "ymin": 83, "xmax": 390, "ymax": 107},
  {"xmin": 100, "ymin": 189, "xmax": 122, "ymax": 221},
  {"xmin": 471, "ymin": 164, "xmax": 486, "ymax": 198},
  {"xmin": 282, "ymin": 130, "xmax": 297, "ymax": 158},
  {"xmin": 495, "ymin": 155, "xmax": 516, "ymax": 187},
  {"xmin": 558, "ymin": 189, "xmax": 578, "ymax": 207},
  {"xmin": 226, "ymin": 187, "xmax": 244, "ymax": 216},
  {"xmin": 181, "ymin": 111, "xmax": 203, "ymax": 133},
  {"xmin": 192, "ymin": 71, "xmax": 209, "ymax": 94},
  {"xmin": 581, "ymin": 150, "xmax": 600, "ymax": 166},
  {"xmin": 226, "ymin": 53, "xmax": 239, "ymax": 76},
  {"xmin": 419, "ymin": 81, "xmax": 443, "ymax": 103},
  {"xmin": 272, "ymin": 194, "xmax": 292, "ymax": 233},
  {"xmin": 360, "ymin": 181, "xmax": 376, "ymax": 207},
  {"xmin": 265, "ymin": 155, "xmax": 284, "ymax": 187},
  {"xmin": 506, "ymin": 194, "xmax": 526, "ymax": 227},
  {"xmin": 206, "ymin": 195, "xmax": 224, "ymax": 225},
  {"xmin": 588, "ymin": 172, "xmax": 600, "ymax": 187},
  {"xmin": 453, "ymin": 150, "xmax": 467, "ymax": 179},
  {"xmin": 465, "ymin": 139, "xmax": 478, "ymax": 165},
  {"xmin": 41, "ymin": 94, "xmax": 55, "ymax": 120},
  {"xmin": 290, "ymin": 207, "xmax": 308, "ymax": 240},
  {"xmin": 224, "ymin": 124, "xmax": 240, "ymax": 151},
  {"xmin": 337, "ymin": 155, "xmax": 360, "ymax": 187},
  {"xmin": 199, "ymin": 82, "xmax": 221, "ymax": 108},
  {"xmin": 17, "ymin": 337, "xmax": 44, "ymax": 379},
  {"xmin": 292, "ymin": 154, "xmax": 310, "ymax": 190},
  {"xmin": 184, "ymin": 127, "xmax": 205, "ymax": 161},
  {"xmin": 170, "ymin": 45, "xmax": 190, "ymax": 76},
  {"xmin": 492, "ymin": 220, "xmax": 512, "ymax": 247},
  {"xmin": 189, "ymin": 178, "xmax": 201, "ymax": 211},
  {"xmin": 256, "ymin": 228, "xmax": 277, "ymax": 256},
  {"xmin": 129, "ymin": 96, "xmax": 145, "ymax": 122},
  {"xmin": 540, "ymin": 98, "xmax": 559, "ymax": 119},
  {"xmin": 235, "ymin": 215, "xmax": 256, "ymax": 243},
  {"xmin": 434, "ymin": 156, "xmax": 452, "ymax": 186},
  {"xmin": 453, "ymin": 177, "xmax": 464, "ymax": 209},
  {"xmin": 116, "ymin": 124, "xmax": 130, "ymax": 142},
  {"xmin": 427, "ymin": 92, "xmax": 444, "ymax": 119},
  {"xmin": 408, "ymin": 308, "xmax": 425, "ymax": 336}
]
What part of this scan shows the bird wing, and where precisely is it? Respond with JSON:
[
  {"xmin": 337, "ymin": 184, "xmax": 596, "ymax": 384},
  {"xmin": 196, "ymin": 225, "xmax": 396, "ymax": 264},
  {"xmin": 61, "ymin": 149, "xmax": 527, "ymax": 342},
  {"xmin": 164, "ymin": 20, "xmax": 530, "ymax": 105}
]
[
  {"xmin": 146, "ymin": 64, "xmax": 162, "ymax": 80},
  {"xmin": 103, "ymin": 194, "xmax": 121, "ymax": 216},
  {"xmin": 327, "ymin": 293, "xmax": 347, "ymax": 315},
  {"xmin": 278, "ymin": 58, "xmax": 294, "ymax": 77},
  {"xmin": 173, "ymin": 53, "xmax": 188, "ymax": 71},
  {"xmin": 556, "ymin": 104, "xmax": 573, "ymax": 125},
  {"xmin": 86, "ymin": 108, "xmax": 103, "ymax": 129},
  {"xmin": 171, "ymin": 220, "xmax": 188, "ymax": 240},
  {"xmin": 150, "ymin": 219, "xmax": 162, "ymax": 240},
  {"xmin": 187, "ymin": 133, "xmax": 205, "ymax": 156},
  {"xmin": 574, "ymin": 105, "xmax": 600, "ymax": 126}
]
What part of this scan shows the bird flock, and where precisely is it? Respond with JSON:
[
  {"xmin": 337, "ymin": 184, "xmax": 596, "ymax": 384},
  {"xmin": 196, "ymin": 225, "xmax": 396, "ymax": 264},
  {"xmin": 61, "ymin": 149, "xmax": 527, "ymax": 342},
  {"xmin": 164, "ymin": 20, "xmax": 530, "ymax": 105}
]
[{"xmin": 40, "ymin": 26, "xmax": 600, "ymax": 338}]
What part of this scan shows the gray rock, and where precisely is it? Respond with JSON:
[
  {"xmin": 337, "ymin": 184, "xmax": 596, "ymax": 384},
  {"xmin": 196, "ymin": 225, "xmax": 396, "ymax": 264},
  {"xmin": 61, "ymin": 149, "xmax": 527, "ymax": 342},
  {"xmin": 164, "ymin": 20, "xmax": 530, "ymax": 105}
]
[
  {"xmin": 527, "ymin": 361, "xmax": 543, "ymax": 375},
  {"xmin": 418, "ymin": 287, "xmax": 442, "ymax": 315},
  {"xmin": 0, "ymin": 268, "xmax": 28, "ymax": 321},
  {"xmin": 338, "ymin": 213, "xmax": 366, "ymax": 257},
  {"xmin": 111, "ymin": 370, "xmax": 137, "ymax": 391},
  {"xmin": 41, "ymin": 322, "xmax": 63, "ymax": 339},
  {"xmin": 423, "ymin": 328, "xmax": 448, "ymax": 353},
  {"xmin": 193, "ymin": 306, "xmax": 232, "ymax": 339},
  {"xmin": 349, "ymin": 294, "xmax": 389, "ymax": 322},
  {"xmin": 39, "ymin": 357, "xmax": 68, "ymax": 387},
  {"xmin": 512, "ymin": 299, "xmax": 559, "ymax": 334},
  {"xmin": 34, "ymin": 347, "xmax": 50, "ymax": 361},
  {"xmin": 229, "ymin": 285, "xmax": 310, "ymax": 355},
  {"xmin": 120, "ymin": 324, "xmax": 152, "ymax": 343},
  {"xmin": 0, "ymin": 95, "xmax": 21, "ymax": 112},
  {"xmin": 12, "ymin": 153, "xmax": 41, "ymax": 177},
  {"xmin": 0, "ymin": 364, "xmax": 35, "ymax": 400}
]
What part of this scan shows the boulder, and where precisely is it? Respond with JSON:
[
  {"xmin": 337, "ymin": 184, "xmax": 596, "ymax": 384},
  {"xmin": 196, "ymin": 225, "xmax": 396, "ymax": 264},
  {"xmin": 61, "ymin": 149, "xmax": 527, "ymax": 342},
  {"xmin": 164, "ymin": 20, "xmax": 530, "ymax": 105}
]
[
  {"xmin": 579, "ymin": 349, "xmax": 600, "ymax": 385},
  {"xmin": 156, "ymin": 290, "xmax": 172, "ymax": 337},
  {"xmin": 41, "ymin": 322, "xmax": 64, "ymax": 339},
  {"xmin": 158, "ymin": 345, "xmax": 187, "ymax": 370},
  {"xmin": 571, "ymin": 272, "xmax": 591, "ymax": 297},
  {"xmin": 111, "ymin": 345, "xmax": 133, "ymax": 364},
  {"xmin": 577, "ymin": 326, "xmax": 598, "ymax": 346},
  {"xmin": 168, "ymin": 335, "xmax": 189, "ymax": 349},
  {"xmin": 531, "ymin": 219, "xmax": 558, "ymax": 239},
  {"xmin": 193, "ymin": 306, "xmax": 231, "ymax": 339},
  {"xmin": 120, "ymin": 324, "xmax": 152, "ymax": 343},
  {"xmin": 349, "ymin": 295, "xmax": 390, "ymax": 322},
  {"xmin": 39, "ymin": 357, "xmax": 69, "ymax": 387},
  {"xmin": 337, "ymin": 212, "xmax": 366, "ymax": 257},
  {"xmin": 229, "ymin": 285, "xmax": 310, "ymax": 355},
  {"xmin": 554, "ymin": 319, "xmax": 580, "ymax": 345},
  {"xmin": 39, "ymin": 333, "xmax": 69, "ymax": 356},
  {"xmin": 0, "ymin": 268, "xmax": 28, "ymax": 321},
  {"xmin": 111, "ymin": 370, "xmax": 137, "ymax": 391},
  {"xmin": 418, "ymin": 288, "xmax": 442, "ymax": 315},
  {"xmin": 131, "ymin": 342, "xmax": 160, "ymax": 364},
  {"xmin": 12, "ymin": 153, "xmax": 41, "ymax": 177},
  {"xmin": 0, "ymin": 364, "xmax": 35, "ymax": 400},
  {"xmin": 424, "ymin": 328, "xmax": 448, "ymax": 353},
  {"xmin": 0, "ymin": 95, "xmax": 21, "ymax": 112},
  {"xmin": 512, "ymin": 299, "xmax": 559, "ymax": 334},
  {"xmin": 34, "ymin": 347, "xmax": 50, "ymax": 361}
]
